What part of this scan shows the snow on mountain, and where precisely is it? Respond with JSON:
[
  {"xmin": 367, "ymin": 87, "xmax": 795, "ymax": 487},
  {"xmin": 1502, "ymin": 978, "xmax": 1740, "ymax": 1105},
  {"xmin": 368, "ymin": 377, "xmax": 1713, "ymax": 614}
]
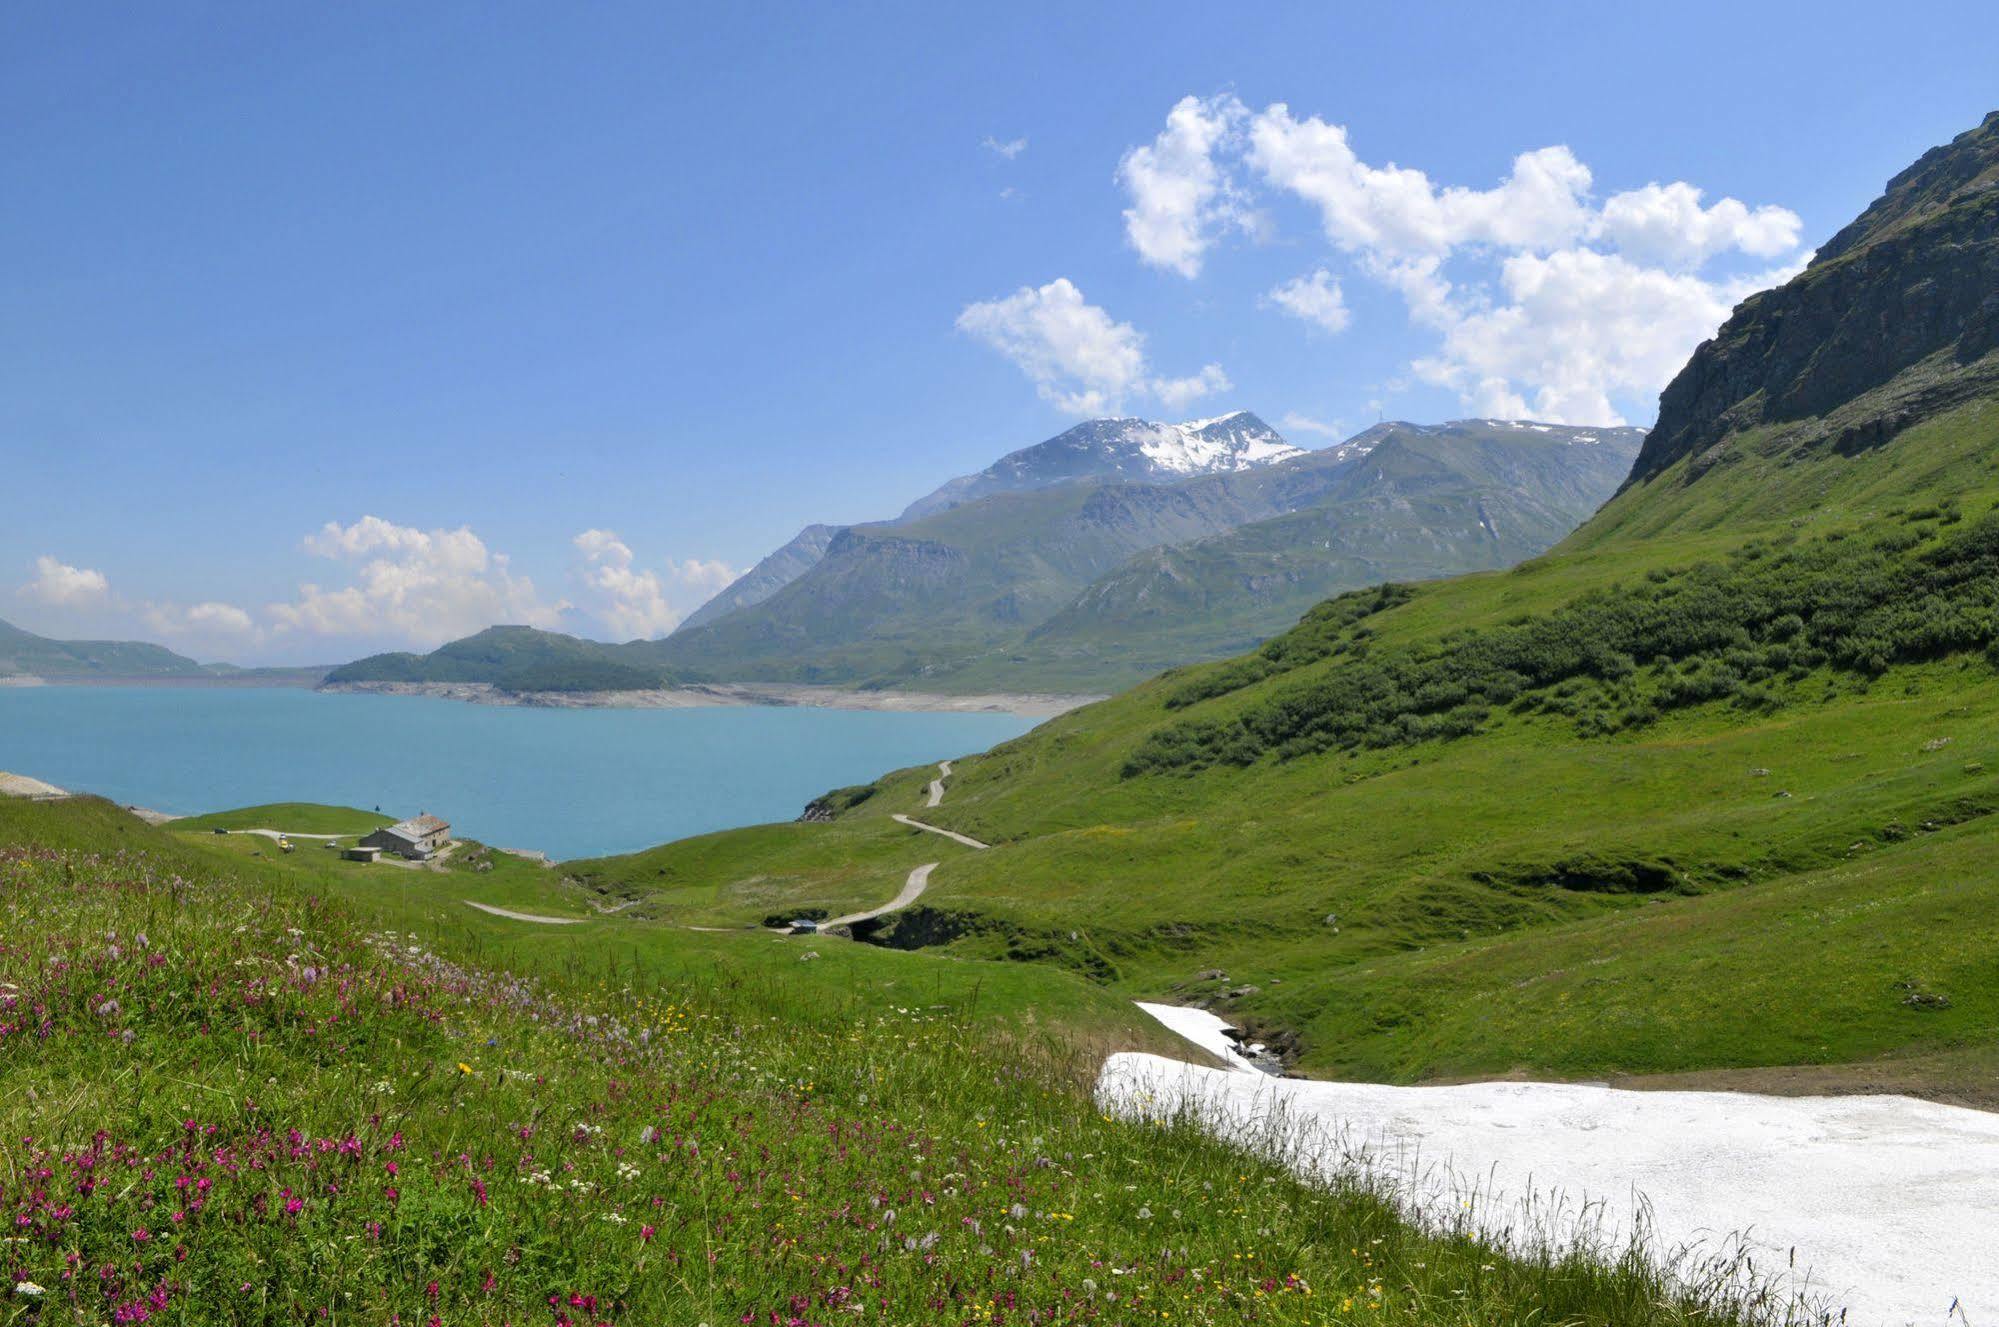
[
  {"xmin": 1136, "ymin": 411, "xmax": 1307, "ymax": 473},
  {"xmin": 899, "ymin": 410, "xmax": 1304, "ymax": 520}
]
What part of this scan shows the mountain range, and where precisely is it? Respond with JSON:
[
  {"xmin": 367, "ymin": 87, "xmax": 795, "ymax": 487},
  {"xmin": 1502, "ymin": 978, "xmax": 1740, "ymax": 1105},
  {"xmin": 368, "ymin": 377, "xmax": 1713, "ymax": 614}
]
[{"xmin": 329, "ymin": 412, "xmax": 1639, "ymax": 694}]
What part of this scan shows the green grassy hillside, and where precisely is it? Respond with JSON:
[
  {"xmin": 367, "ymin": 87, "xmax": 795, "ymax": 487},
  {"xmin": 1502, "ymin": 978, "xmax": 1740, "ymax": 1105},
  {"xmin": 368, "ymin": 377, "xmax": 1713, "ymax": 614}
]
[
  {"xmin": 0, "ymin": 616, "xmax": 209, "ymax": 680},
  {"xmin": 325, "ymin": 625, "xmax": 672, "ymax": 692},
  {"xmin": 0, "ymin": 794, "xmax": 1754, "ymax": 1324},
  {"xmin": 577, "ymin": 395, "xmax": 1999, "ymax": 1098}
]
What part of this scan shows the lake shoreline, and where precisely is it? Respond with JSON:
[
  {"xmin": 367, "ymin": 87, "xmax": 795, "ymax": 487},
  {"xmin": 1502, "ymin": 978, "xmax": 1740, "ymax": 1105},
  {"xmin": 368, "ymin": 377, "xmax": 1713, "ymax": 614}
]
[{"xmin": 317, "ymin": 679, "xmax": 1101, "ymax": 719}]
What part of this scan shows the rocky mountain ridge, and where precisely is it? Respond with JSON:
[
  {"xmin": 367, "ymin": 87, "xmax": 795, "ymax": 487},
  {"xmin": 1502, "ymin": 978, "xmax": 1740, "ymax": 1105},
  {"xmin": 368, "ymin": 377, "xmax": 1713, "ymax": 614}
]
[{"xmin": 1627, "ymin": 110, "xmax": 1999, "ymax": 489}]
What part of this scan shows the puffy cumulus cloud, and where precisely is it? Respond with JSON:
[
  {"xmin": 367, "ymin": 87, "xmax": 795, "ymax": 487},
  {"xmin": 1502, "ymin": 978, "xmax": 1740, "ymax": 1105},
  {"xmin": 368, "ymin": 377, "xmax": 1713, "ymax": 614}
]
[
  {"xmin": 1264, "ymin": 268, "xmax": 1351, "ymax": 334},
  {"xmin": 1117, "ymin": 94, "xmax": 1257, "ymax": 277},
  {"xmin": 19, "ymin": 556, "xmax": 110, "ymax": 607},
  {"xmin": 573, "ymin": 530, "xmax": 738, "ymax": 641},
  {"xmin": 1151, "ymin": 363, "xmax": 1232, "ymax": 412},
  {"xmin": 1411, "ymin": 250, "xmax": 1778, "ymax": 425},
  {"xmin": 271, "ymin": 516, "xmax": 564, "ymax": 647},
  {"xmin": 1118, "ymin": 97, "xmax": 1812, "ymax": 423},
  {"xmin": 1594, "ymin": 181, "xmax": 1804, "ymax": 269},
  {"xmin": 982, "ymin": 135, "xmax": 1027, "ymax": 160},
  {"xmin": 957, "ymin": 278, "xmax": 1146, "ymax": 415},
  {"xmin": 1246, "ymin": 107, "xmax": 1594, "ymax": 259},
  {"xmin": 956, "ymin": 277, "xmax": 1230, "ymax": 416}
]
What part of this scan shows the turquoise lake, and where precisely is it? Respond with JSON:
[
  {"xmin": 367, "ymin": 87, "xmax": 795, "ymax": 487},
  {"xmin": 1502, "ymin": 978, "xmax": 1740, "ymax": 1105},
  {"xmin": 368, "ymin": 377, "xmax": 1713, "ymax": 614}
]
[{"xmin": 0, "ymin": 686, "xmax": 1035, "ymax": 859}]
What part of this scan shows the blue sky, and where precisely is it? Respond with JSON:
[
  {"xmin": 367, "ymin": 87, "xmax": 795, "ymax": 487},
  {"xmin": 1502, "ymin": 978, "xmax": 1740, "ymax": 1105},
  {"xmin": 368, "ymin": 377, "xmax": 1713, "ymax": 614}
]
[{"xmin": 5, "ymin": 2, "xmax": 1995, "ymax": 662}]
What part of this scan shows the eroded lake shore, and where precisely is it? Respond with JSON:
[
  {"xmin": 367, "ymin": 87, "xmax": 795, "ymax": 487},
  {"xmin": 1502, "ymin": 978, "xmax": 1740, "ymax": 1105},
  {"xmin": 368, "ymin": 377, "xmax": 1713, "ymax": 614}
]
[{"xmin": 318, "ymin": 679, "xmax": 1100, "ymax": 719}]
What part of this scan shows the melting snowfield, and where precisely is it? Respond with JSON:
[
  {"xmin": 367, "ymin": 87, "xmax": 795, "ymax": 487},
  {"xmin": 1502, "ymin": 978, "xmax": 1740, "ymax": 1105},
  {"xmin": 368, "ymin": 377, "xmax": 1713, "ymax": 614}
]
[{"xmin": 1109, "ymin": 1013, "xmax": 1999, "ymax": 1325}]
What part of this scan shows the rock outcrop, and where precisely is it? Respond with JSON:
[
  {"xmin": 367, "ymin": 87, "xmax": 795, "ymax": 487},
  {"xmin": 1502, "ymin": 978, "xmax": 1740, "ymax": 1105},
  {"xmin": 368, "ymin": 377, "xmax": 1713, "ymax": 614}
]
[{"xmin": 1627, "ymin": 111, "xmax": 1999, "ymax": 489}]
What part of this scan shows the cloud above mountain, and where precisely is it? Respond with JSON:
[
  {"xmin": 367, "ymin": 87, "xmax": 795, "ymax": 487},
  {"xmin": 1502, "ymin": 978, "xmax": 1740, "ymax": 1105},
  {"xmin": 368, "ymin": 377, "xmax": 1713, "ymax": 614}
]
[
  {"xmin": 956, "ymin": 277, "xmax": 1231, "ymax": 417},
  {"xmin": 573, "ymin": 529, "xmax": 737, "ymax": 640},
  {"xmin": 18, "ymin": 556, "xmax": 110, "ymax": 607},
  {"xmin": 270, "ymin": 516, "xmax": 565, "ymax": 647},
  {"xmin": 1118, "ymin": 94, "xmax": 1809, "ymax": 424}
]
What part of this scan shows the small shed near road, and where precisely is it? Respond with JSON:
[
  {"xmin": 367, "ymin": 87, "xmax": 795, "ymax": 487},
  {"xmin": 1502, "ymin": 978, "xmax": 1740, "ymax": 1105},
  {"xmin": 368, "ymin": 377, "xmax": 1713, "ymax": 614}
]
[
  {"xmin": 343, "ymin": 845, "xmax": 382, "ymax": 863},
  {"xmin": 360, "ymin": 814, "xmax": 451, "ymax": 861}
]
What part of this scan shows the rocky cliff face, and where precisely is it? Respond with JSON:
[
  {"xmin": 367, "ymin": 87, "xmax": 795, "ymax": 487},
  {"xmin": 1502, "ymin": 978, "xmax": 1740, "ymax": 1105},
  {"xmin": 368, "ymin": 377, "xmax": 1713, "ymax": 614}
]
[{"xmin": 1627, "ymin": 111, "xmax": 1999, "ymax": 489}]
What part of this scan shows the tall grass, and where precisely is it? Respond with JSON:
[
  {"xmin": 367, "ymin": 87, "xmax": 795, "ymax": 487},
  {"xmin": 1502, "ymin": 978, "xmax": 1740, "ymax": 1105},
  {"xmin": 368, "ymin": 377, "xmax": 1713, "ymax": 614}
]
[{"xmin": 3, "ymin": 841, "xmax": 1785, "ymax": 1325}]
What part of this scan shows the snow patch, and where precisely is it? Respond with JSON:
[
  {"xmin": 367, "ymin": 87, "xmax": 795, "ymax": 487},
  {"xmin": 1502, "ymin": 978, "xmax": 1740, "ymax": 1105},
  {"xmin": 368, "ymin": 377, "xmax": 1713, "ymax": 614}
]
[
  {"xmin": 1133, "ymin": 1002, "xmax": 1262, "ymax": 1074},
  {"xmin": 1098, "ymin": 1054, "xmax": 1999, "ymax": 1324}
]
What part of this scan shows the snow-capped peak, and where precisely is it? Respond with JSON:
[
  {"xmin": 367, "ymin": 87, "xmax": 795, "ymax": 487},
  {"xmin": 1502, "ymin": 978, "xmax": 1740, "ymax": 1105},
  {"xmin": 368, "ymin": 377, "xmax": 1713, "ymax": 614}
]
[{"xmin": 1130, "ymin": 411, "xmax": 1305, "ymax": 475}]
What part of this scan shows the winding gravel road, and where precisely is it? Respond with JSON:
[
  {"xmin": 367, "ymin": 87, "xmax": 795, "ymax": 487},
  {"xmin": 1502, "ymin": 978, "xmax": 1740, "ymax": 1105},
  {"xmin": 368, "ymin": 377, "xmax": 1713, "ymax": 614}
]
[
  {"xmin": 822, "ymin": 862, "xmax": 938, "ymax": 929},
  {"xmin": 462, "ymin": 901, "xmax": 587, "ymax": 925},
  {"xmin": 815, "ymin": 761, "xmax": 990, "ymax": 928},
  {"xmin": 925, "ymin": 761, "xmax": 952, "ymax": 808},
  {"xmin": 891, "ymin": 814, "xmax": 989, "ymax": 849}
]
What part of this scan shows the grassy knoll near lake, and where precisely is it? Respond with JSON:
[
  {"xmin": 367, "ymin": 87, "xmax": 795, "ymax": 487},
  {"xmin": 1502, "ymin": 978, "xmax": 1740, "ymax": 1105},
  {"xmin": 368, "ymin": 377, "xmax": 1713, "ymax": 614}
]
[
  {"xmin": 0, "ymin": 795, "xmax": 1759, "ymax": 1325},
  {"xmin": 173, "ymin": 802, "xmax": 395, "ymax": 835}
]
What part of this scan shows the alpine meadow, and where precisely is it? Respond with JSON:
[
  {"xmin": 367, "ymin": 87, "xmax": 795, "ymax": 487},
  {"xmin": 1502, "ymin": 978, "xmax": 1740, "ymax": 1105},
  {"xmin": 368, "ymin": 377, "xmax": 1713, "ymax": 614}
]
[{"xmin": 4, "ymin": 11, "xmax": 1999, "ymax": 1326}]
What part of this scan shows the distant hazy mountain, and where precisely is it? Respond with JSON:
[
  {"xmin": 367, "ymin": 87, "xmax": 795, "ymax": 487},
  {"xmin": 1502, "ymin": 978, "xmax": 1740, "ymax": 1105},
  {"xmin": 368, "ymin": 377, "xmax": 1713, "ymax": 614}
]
[
  {"xmin": 671, "ymin": 412, "xmax": 1307, "ymax": 636},
  {"xmin": 675, "ymin": 524, "xmax": 840, "ymax": 634},
  {"xmin": 1015, "ymin": 422, "xmax": 1643, "ymax": 685},
  {"xmin": 899, "ymin": 411, "xmax": 1303, "ymax": 520},
  {"xmin": 645, "ymin": 420, "xmax": 1639, "ymax": 691},
  {"xmin": 335, "ymin": 416, "xmax": 1640, "ymax": 696},
  {"xmin": 0, "ymin": 617, "xmax": 209, "ymax": 680}
]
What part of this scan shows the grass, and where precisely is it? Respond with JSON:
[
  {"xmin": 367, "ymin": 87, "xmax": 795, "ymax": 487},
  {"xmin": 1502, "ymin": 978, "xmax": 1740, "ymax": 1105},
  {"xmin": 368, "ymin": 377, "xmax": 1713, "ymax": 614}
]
[
  {"xmin": 172, "ymin": 803, "xmax": 394, "ymax": 836},
  {"xmin": 542, "ymin": 398, "xmax": 1999, "ymax": 1099},
  {"xmin": 0, "ymin": 795, "xmax": 1783, "ymax": 1325}
]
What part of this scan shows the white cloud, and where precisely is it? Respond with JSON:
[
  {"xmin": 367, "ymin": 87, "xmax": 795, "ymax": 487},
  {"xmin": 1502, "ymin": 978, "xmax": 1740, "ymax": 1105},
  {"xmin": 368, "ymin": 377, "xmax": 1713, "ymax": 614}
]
[
  {"xmin": 1119, "ymin": 97, "xmax": 1811, "ymax": 424},
  {"xmin": 1152, "ymin": 363, "xmax": 1232, "ymax": 412},
  {"xmin": 958, "ymin": 278, "xmax": 1146, "ymax": 415},
  {"xmin": 957, "ymin": 278, "xmax": 1233, "ymax": 417},
  {"xmin": 1117, "ymin": 94, "xmax": 1255, "ymax": 277},
  {"xmin": 1276, "ymin": 411, "xmax": 1346, "ymax": 439},
  {"xmin": 1264, "ymin": 268, "xmax": 1351, "ymax": 333},
  {"xmin": 271, "ymin": 516, "xmax": 564, "ymax": 646},
  {"xmin": 1595, "ymin": 182, "xmax": 1803, "ymax": 269},
  {"xmin": 1246, "ymin": 107, "xmax": 1593, "ymax": 259},
  {"xmin": 1411, "ymin": 249, "xmax": 1758, "ymax": 425},
  {"xmin": 19, "ymin": 556, "xmax": 109, "ymax": 607},
  {"xmin": 573, "ymin": 529, "xmax": 738, "ymax": 641},
  {"xmin": 982, "ymin": 135, "xmax": 1028, "ymax": 160},
  {"xmin": 146, "ymin": 600, "xmax": 257, "ymax": 637}
]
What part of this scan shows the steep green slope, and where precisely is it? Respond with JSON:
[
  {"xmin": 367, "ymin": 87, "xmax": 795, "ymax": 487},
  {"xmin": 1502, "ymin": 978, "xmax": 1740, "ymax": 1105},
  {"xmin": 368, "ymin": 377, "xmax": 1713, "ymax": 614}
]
[
  {"xmin": 1592, "ymin": 110, "xmax": 1999, "ymax": 546},
  {"xmin": 0, "ymin": 616, "xmax": 209, "ymax": 679},
  {"xmin": 580, "ymin": 113, "xmax": 1999, "ymax": 1096}
]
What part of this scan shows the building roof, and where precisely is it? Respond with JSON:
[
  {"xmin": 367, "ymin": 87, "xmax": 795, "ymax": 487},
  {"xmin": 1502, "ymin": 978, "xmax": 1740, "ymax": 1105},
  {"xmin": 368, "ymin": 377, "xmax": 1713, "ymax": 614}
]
[{"xmin": 373, "ymin": 814, "xmax": 449, "ymax": 845}]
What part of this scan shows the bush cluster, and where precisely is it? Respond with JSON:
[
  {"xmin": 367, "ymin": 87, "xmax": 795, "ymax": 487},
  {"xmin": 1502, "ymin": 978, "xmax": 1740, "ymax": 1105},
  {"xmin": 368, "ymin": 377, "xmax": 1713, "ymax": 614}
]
[{"xmin": 1127, "ymin": 509, "xmax": 1999, "ymax": 775}]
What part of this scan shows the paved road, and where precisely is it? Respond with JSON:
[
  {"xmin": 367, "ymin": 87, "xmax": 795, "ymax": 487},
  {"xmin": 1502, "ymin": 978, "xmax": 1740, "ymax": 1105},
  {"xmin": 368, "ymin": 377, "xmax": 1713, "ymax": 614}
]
[
  {"xmin": 462, "ymin": 901, "xmax": 588, "ymax": 925},
  {"xmin": 235, "ymin": 828, "xmax": 347, "ymax": 842}
]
